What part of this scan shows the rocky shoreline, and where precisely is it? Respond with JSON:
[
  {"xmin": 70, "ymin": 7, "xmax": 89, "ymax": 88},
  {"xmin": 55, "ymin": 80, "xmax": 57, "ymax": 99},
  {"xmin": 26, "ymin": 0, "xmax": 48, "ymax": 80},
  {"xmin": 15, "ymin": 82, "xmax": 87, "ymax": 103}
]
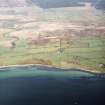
[
  {"xmin": 0, "ymin": 63, "xmax": 103, "ymax": 73},
  {"xmin": 0, "ymin": 64, "xmax": 105, "ymax": 79}
]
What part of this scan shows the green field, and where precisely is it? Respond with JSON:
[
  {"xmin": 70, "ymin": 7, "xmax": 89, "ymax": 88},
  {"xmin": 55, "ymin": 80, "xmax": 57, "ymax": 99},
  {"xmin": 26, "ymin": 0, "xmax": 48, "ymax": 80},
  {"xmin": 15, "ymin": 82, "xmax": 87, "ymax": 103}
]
[{"xmin": 0, "ymin": 36, "xmax": 105, "ymax": 73}]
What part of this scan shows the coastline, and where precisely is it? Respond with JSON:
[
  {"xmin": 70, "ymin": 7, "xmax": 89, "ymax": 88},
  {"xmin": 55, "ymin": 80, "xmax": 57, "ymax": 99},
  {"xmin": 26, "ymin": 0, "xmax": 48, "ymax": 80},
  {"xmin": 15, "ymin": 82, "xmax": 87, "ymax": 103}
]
[{"xmin": 0, "ymin": 63, "xmax": 103, "ymax": 74}]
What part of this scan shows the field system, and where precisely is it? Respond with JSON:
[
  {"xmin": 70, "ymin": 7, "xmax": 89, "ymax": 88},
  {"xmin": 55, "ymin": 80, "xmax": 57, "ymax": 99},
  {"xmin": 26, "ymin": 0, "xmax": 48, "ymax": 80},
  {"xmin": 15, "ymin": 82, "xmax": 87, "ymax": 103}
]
[{"xmin": 0, "ymin": 4, "xmax": 105, "ymax": 73}]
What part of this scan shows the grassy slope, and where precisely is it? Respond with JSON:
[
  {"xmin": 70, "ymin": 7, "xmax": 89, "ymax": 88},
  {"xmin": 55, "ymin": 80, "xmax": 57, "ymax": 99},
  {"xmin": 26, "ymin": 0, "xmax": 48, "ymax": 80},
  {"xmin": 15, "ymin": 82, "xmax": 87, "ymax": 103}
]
[
  {"xmin": 0, "ymin": 6, "xmax": 105, "ymax": 73},
  {"xmin": 0, "ymin": 36, "xmax": 105, "ymax": 73}
]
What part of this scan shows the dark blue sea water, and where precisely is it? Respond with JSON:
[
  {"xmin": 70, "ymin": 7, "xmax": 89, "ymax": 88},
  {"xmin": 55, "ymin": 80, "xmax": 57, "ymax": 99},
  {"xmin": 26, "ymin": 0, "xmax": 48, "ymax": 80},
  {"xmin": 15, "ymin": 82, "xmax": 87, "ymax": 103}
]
[{"xmin": 0, "ymin": 66, "xmax": 105, "ymax": 105}]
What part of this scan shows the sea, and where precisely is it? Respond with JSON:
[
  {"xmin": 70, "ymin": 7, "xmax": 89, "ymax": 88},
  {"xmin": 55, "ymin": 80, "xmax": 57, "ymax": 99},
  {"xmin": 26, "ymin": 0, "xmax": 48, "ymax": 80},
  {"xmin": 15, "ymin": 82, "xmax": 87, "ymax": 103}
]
[{"xmin": 0, "ymin": 66, "xmax": 105, "ymax": 105}]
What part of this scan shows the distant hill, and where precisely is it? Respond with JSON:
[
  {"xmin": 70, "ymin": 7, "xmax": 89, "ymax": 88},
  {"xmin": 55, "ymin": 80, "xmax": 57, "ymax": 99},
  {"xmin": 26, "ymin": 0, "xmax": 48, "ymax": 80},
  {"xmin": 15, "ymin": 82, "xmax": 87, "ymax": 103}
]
[
  {"xmin": 0, "ymin": 0, "xmax": 98, "ymax": 8},
  {"xmin": 95, "ymin": 0, "xmax": 105, "ymax": 10},
  {"xmin": 0, "ymin": 0, "xmax": 105, "ymax": 10},
  {"xmin": 32, "ymin": 0, "xmax": 105, "ymax": 10},
  {"xmin": 32, "ymin": 0, "xmax": 98, "ymax": 8}
]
